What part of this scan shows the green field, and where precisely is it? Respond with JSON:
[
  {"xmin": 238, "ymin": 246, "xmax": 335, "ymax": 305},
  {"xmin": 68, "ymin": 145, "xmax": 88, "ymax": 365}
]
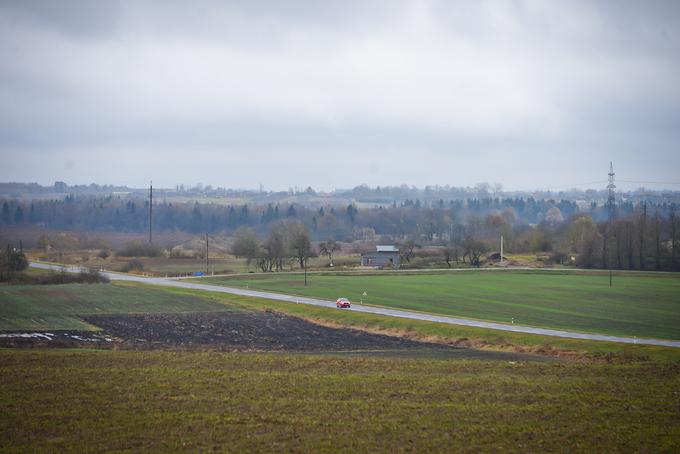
[
  {"xmin": 1, "ymin": 350, "xmax": 678, "ymax": 452},
  {"xmin": 203, "ymin": 270, "xmax": 680, "ymax": 340},
  {"xmin": 2, "ymin": 281, "xmax": 679, "ymax": 361},
  {"xmin": 0, "ymin": 283, "xmax": 230, "ymax": 331}
]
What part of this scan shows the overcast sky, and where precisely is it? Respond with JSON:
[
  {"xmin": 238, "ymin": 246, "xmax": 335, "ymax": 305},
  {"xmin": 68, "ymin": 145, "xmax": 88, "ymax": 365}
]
[{"xmin": 1, "ymin": 0, "xmax": 679, "ymax": 191}]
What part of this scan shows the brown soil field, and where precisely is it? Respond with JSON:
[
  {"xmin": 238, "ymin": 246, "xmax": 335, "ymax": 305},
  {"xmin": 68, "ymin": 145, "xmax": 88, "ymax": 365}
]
[{"xmin": 2, "ymin": 310, "xmax": 546, "ymax": 360}]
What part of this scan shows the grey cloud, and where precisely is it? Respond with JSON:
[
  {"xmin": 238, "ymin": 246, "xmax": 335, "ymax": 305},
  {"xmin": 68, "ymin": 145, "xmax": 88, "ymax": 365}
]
[
  {"xmin": 1, "ymin": 0, "xmax": 121, "ymax": 38},
  {"xmin": 0, "ymin": 0, "xmax": 679, "ymax": 190}
]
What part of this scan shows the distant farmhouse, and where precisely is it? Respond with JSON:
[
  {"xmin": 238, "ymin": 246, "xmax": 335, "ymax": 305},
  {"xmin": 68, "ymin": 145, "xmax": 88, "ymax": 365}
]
[{"xmin": 361, "ymin": 245, "xmax": 399, "ymax": 268}]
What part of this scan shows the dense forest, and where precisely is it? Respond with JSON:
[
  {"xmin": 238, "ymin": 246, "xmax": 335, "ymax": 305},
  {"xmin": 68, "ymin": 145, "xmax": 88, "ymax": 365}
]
[
  {"xmin": 1, "ymin": 192, "xmax": 679, "ymax": 271},
  {"xmin": 1, "ymin": 193, "xmax": 590, "ymax": 237}
]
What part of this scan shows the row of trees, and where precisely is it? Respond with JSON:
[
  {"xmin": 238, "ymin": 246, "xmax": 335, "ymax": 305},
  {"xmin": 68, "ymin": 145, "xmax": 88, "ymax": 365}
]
[
  {"xmin": 231, "ymin": 222, "xmax": 316, "ymax": 272},
  {"xmin": 431, "ymin": 205, "xmax": 679, "ymax": 271},
  {"xmin": 596, "ymin": 205, "xmax": 678, "ymax": 270}
]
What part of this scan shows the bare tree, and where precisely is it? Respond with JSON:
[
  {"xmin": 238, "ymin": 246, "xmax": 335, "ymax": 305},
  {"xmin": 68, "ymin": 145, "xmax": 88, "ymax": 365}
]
[
  {"xmin": 318, "ymin": 238, "xmax": 340, "ymax": 267},
  {"xmin": 399, "ymin": 238, "xmax": 420, "ymax": 264},
  {"xmin": 288, "ymin": 222, "xmax": 312, "ymax": 269},
  {"xmin": 259, "ymin": 222, "xmax": 288, "ymax": 271},
  {"xmin": 462, "ymin": 237, "xmax": 488, "ymax": 267},
  {"xmin": 654, "ymin": 209, "xmax": 661, "ymax": 270},
  {"xmin": 614, "ymin": 221, "xmax": 623, "ymax": 269},
  {"xmin": 600, "ymin": 224, "xmax": 609, "ymax": 269},
  {"xmin": 443, "ymin": 242, "xmax": 461, "ymax": 268},
  {"xmin": 639, "ymin": 202, "xmax": 647, "ymax": 270},
  {"xmin": 231, "ymin": 227, "xmax": 260, "ymax": 268},
  {"xmin": 569, "ymin": 216, "xmax": 601, "ymax": 268},
  {"xmin": 626, "ymin": 222, "xmax": 634, "ymax": 269}
]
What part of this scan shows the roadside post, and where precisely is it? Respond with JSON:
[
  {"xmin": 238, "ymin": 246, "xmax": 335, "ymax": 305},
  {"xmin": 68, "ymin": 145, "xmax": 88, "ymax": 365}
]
[{"xmin": 361, "ymin": 291, "xmax": 367, "ymax": 304}]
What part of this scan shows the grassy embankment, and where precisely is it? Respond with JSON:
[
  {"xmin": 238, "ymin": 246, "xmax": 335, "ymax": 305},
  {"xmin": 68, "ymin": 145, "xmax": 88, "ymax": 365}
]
[
  {"xmin": 202, "ymin": 270, "xmax": 680, "ymax": 340},
  {"xmin": 1, "ymin": 349, "xmax": 679, "ymax": 452}
]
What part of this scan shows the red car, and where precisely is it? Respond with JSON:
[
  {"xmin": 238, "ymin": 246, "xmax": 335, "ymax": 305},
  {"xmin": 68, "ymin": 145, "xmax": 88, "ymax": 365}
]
[{"xmin": 336, "ymin": 298, "xmax": 351, "ymax": 308}]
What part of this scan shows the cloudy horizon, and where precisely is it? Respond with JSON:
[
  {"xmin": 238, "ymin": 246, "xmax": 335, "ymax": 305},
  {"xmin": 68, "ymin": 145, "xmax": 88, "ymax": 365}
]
[{"xmin": 1, "ymin": 0, "xmax": 679, "ymax": 192}]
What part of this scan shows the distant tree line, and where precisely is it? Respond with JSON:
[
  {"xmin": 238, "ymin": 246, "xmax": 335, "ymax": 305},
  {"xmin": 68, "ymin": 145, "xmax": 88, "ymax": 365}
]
[
  {"xmin": 2, "ymin": 194, "xmax": 679, "ymax": 271},
  {"xmin": 0, "ymin": 194, "xmax": 587, "ymax": 237}
]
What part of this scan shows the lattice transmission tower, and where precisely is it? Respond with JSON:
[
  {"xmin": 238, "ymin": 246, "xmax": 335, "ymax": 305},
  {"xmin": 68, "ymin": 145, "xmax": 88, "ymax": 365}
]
[{"xmin": 607, "ymin": 162, "xmax": 616, "ymax": 223}]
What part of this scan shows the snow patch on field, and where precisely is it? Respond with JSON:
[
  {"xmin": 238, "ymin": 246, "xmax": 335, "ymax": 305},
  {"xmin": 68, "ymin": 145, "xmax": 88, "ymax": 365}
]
[{"xmin": 0, "ymin": 332, "xmax": 54, "ymax": 340}]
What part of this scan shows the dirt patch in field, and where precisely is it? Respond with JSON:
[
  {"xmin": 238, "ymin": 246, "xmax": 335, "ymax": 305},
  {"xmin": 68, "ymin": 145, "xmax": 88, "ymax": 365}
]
[
  {"xmin": 0, "ymin": 311, "xmax": 548, "ymax": 360},
  {"xmin": 81, "ymin": 311, "xmax": 445, "ymax": 351},
  {"xmin": 72, "ymin": 311, "xmax": 543, "ymax": 360}
]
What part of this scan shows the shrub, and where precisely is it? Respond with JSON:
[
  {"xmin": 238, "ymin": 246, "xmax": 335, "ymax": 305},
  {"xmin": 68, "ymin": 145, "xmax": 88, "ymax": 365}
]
[
  {"xmin": 549, "ymin": 251, "xmax": 568, "ymax": 265},
  {"xmin": 0, "ymin": 249, "xmax": 28, "ymax": 281},
  {"xmin": 1, "ymin": 269, "xmax": 109, "ymax": 285},
  {"xmin": 169, "ymin": 247, "xmax": 193, "ymax": 259},
  {"xmin": 117, "ymin": 241, "xmax": 163, "ymax": 258},
  {"xmin": 121, "ymin": 259, "xmax": 144, "ymax": 272}
]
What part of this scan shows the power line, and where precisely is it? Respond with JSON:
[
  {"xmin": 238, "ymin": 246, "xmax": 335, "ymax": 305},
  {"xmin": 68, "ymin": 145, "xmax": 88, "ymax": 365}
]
[
  {"xmin": 538, "ymin": 179, "xmax": 680, "ymax": 192},
  {"xmin": 537, "ymin": 181, "xmax": 608, "ymax": 191},
  {"xmin": 622, "ymin": 180, "xmax": 680, "ymax": 185}
]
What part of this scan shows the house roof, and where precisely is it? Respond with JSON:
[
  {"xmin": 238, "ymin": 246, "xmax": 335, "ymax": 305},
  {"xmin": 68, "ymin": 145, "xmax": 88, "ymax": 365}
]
[{"xmin": 376, "ymin": 245, "xmax": 398, "ymax": 252}]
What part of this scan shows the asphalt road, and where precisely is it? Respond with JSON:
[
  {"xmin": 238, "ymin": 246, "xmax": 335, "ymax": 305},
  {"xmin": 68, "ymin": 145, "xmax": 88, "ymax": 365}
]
[{"xmin": 29, "ymin": 262, "xmax": 680, "ymax": 348}]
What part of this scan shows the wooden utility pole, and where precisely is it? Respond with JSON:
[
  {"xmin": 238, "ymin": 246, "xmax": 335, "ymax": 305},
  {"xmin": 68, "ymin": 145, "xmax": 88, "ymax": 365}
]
[
  {"xmin": 149, "ymin": 181, "xmax": 153, "ymax": 244},
  {"xmin": 671, "ymin": 205, "xmax": 677, "ymax": 270},
  {"xmin": 500, "ymin": 235, "xmax": 503, "ymax": 265},
  {"xmin": 639, "ymin": 202, "xmax": 646, "ymax": 270},
  {"xmin": 606, "ymin": 162, "xmax": 615, "ymax": 285},
  {"xmin": 206, "ymin": 233, "xmax": 209, "ymax": 274}
]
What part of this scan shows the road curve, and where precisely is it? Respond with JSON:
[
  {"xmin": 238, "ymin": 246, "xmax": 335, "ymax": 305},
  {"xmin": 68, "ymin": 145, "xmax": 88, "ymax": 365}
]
[{"xmin": 29, "ymin": 262, "xmax": 680, "ymax": 348}]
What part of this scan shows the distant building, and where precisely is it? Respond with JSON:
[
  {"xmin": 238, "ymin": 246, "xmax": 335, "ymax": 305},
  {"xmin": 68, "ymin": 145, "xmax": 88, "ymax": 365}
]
[{"xmin": 361, "ymin": 245, "xmax": 399, "ymax": 268}]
